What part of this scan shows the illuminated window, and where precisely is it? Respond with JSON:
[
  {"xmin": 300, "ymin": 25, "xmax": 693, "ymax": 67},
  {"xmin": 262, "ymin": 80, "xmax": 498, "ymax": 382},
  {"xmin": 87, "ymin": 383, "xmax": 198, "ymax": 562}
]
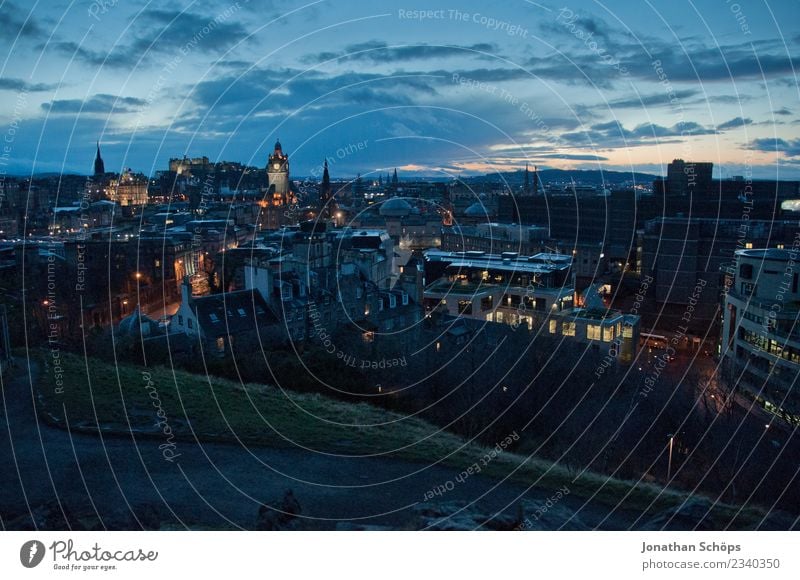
[
  {"xmin": 602, "ymin": 326, "xmax": 615, "ymax": 342},
  {"xmin": 549, "ymin": 319, "xmax": 557, "ymax": 334},
  {"xmin": 587, "ymin": 324, "xmax": 602, "ymax": 340},
  {"xmin": 562, "ymin": 322, "xmax": 576, "ymax": 336},
  {"xmin": 216, "ymin": 337, "xmax": 225, "ymax": 352},
  {"xmin": 622, "ymin": 325, "xmax": 634, "ymax": 338}
]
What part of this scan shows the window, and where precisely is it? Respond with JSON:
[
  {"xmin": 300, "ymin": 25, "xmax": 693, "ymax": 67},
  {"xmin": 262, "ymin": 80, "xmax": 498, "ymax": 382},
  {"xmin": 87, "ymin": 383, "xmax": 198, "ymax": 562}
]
[
  {"xmin": 178, "ymin": 315, "xmax": 183, "ymax": 326},
  {"xmin": 188, "ymin": 319, "xmax": 193, "ymax": 329},
  {"xmin": 587, "ymin": 324, "xmax": 602, "ymax": 340},
  {"xmin": 155, "ymin": 259, "xmax": 161, "ymax": 268},
  {"xmin": 602, "ymin": 325, "xmax": 615, "ymax": 342},
  {"xmin": 549, "ymin": 319, "xmax": 558, "ymax": 334},
  {"xmin": 622, "ymin": 325, "xmax": 634, "ymax": 338},
  {"xmin": 209, "ymin": 313, "xmax": 219, "ymax": 323},
  {"xmin": 562, "ymin": 321, "xmax": 576, "ymax": 336},
  {"xmin": 237, "ymin": 308, "xmax": 246, "ymax": 317},
  {"xmin": 216, "ymin": 337, "xmax": 225, "ymax": 352},
  {"xmin": 402, "ymin": 292, "xmax": 409, "ymax": 306}
]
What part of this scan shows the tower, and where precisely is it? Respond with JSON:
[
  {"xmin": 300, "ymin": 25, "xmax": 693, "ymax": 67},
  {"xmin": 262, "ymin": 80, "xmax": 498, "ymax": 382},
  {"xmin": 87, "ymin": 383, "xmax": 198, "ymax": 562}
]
[
  {"xmin": 94, "ymin": 141, "xmax": 105, "ymax": 176},
  {"xmin": 267, "ymin": 139, "xmax": 290, "ymax": 204},
  {"xmin": 319, "ymin": 159, "xmax": 332, "ymax": 211},
  {"xmin": 523, "ymin": 162, "xmax": 530, "ymax": 195}
]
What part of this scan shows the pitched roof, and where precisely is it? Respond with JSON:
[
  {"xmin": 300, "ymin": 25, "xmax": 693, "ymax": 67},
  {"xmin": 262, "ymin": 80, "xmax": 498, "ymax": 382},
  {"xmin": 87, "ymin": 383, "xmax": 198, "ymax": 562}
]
[{"xmin": 192, "ymin": 289, "xmax": 277, "ymax": 336}]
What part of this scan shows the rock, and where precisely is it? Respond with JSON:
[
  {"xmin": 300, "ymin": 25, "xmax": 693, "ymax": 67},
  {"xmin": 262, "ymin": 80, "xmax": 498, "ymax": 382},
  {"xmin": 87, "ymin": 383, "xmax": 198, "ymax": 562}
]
[
  {"xmin": 255, "ymin": 489, "xmax": 302, "ymax": 531},
  {"xmin": 336, "ymin": 522, "xmax": 393, "ymax": 531},
  {"xmin": 642, "ymin": 497, "xmax": 717, "ymax": 530},
  {"xmin": 413, "ymin": 501, "xmax": 524, "ymax": 531},
  {"xmin": 519, "ymin": 499, "xmax": 588, "ymax": 530}
]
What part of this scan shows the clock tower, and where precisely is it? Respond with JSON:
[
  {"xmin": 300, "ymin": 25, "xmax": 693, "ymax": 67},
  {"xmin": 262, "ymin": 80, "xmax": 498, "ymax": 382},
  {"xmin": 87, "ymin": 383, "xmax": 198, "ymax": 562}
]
[{"xmin": 267, "ymin": 139, "xmax": 290, "ymax": 204}]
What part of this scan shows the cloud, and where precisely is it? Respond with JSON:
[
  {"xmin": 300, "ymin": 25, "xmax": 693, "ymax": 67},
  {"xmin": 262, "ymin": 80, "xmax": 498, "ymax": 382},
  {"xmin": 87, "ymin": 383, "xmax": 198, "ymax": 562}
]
[
  {"xmin": 0, "ymin": 78, "xmax": 56, "ymax": 92},
  {"xmin": 558, "ymin": 119, "xmax": 715, "ymax": 148},
  {"xmin": 43, "ymin": 94, "xmax": 147, "ymax": 115},
  {"xmin": 301, "ymin": 41, "xmax": 500, "ymax": 64},
  {"xmin": 605, "ymin": 89, "xmax": 699, "ymax": 109},
  {"xmin": 716, "ymin": 117, "xmax": 753, "ymax": 131},
  {"xmin": 773, "ymin": 107, "xmax": 793, "ymax": 116},
  {"xmin": 0, "ymin": 2, "xmax": 43, "ymax": 42},
  {"xmin": 49, "ymin": 6, "xmax": 251, "ymax": 69},
  {"xmin": 751, "ymin": 138, "xmax": 800, "ymax": 157}
]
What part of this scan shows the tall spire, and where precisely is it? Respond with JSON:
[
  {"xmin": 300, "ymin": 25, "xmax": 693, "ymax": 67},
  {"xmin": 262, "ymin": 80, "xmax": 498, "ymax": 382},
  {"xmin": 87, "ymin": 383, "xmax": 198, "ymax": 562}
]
[
  {"xmin": 93, "ymin": 141, "xmax": 105, "ymax": 176},
  {"xmin": 319, "ymin": 158, "xmax": 332, "ymax": 211},
  {"xmin": 392, "ymin": 168, "xmax": 398, "ymax": 185}
]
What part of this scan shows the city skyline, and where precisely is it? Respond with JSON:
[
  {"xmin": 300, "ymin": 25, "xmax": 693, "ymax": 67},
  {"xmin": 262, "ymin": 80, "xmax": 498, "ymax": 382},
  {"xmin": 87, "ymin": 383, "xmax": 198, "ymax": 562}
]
[{"xmin": 1, "ymin": 0, "xmax": 798, "ymax": 178}]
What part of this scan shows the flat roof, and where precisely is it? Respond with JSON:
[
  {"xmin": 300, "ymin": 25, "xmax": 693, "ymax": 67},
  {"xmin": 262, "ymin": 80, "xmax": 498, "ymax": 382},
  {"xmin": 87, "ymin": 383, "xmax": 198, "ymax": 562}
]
[{"xmin": 736, "ymin": 248, "xmax": 796, "ymax": 261}]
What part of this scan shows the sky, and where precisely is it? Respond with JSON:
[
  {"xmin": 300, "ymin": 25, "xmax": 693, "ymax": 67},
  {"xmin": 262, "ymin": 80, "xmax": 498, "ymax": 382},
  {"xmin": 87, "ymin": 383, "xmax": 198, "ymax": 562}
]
[{"xmin": 0, "ymin": 0, "xmax": 798, "ymax": 179}]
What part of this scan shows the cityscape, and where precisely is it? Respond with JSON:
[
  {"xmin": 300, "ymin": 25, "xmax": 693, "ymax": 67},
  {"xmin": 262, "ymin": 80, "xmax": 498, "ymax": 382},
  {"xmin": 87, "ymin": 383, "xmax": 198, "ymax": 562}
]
[{"xmin": 1, "ymin": 0, "xmax": 799, "ymax": 542}]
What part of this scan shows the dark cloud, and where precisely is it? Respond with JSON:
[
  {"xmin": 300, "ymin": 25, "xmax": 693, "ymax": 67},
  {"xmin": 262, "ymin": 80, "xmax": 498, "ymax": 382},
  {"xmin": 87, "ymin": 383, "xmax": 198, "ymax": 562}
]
[
  {"xmin": 43, "ymin": 94, "xmax": 147, "ymax": 115},
  {"xmin": 0, "ymin": 78, "xmax": 56, "ymax": 92},
  {"xmin": 605, "ymin": 89, "xmax": 699, "ymax": 109},
  {"xmin": 716, "ymin": 117, "xmax": 752, "ymax": 130},
  {"xmin": 49, "ymin": 6, "xmax": 251, "ymax": 69},
  {"xmin": 302, "ymin": 41, "xmax": 500, "ymax": 64},
  {"xmin": 774, "ymin": 107, "xmax": 793, "ymax": 116},
  {"xmin": 0, "ymin": 2, "xmax": 43, "ymax": 42},
  {"xmin": 559, "ymin": 119, "xmax": 715, "ymax": 148},
  {"xmin": 751, "ymin": 138, "xmax": 800, "ymax": 157}
]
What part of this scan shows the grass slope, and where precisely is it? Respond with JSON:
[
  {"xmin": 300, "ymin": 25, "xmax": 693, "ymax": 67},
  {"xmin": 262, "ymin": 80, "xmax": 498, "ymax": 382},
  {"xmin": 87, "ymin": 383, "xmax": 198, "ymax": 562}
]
[{"xmin": 35, "ymin": 351, "xmax": 767, "ymax": 526}]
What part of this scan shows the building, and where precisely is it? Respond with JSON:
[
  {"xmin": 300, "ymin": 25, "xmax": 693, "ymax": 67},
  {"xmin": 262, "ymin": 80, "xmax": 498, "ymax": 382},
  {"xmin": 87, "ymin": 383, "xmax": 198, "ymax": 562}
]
[
  {"xmin": 107, "ymin": 169, "xmax": 149, "ymax": 206},
  {"xmin": 662, "ymin": 159, "xmax": 714, "ymax": 196},
  {"xmin": 173, "ymin": 279, "xmax": 279, "ymax": 356},
  {"xmin": 93, "ymin": 142, "xmax": 105, "ymax": 176},
  {"xmin": 721, "ymin": 247, "xmax": 800, "ymax": 425},
  {"xmin": 266, "ymin": 139, "xmax": 290, "ymax": 204},
  {"xmin": 422, "ymin": 249, "xmax": 574, "ymax": 329},
  {"xmin": 169, "ymin": 155, "xmax": 212, "ymax": 175},
  {"xmin": 641, "ymin": 217, "xmax": 800, "ymax": 333}
]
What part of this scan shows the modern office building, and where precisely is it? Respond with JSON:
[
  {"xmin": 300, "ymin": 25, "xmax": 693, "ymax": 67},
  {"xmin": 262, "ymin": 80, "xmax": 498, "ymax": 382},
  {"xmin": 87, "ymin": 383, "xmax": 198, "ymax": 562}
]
[
  {"xmin": 721, "ymin": 247, "xmax": 800, "ymax": 425},
  {"xmin": 422, "ymin": 250, "xmax": 574, "ymax": 330}
]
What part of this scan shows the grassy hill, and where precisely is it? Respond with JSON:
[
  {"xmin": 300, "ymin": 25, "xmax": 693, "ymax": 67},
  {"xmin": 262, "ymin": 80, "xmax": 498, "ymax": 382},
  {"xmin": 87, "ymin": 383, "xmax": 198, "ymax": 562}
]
[{"xmin": 35, "ymin": 351, "xmax": 768, "ymax": 526}]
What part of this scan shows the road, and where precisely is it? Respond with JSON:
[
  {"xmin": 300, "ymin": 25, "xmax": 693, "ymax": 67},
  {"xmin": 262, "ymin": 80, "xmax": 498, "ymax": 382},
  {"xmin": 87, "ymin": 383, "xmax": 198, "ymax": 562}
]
[{"xmin": 0, "ymin": 359, "xmax": 636, "ymax": 530}]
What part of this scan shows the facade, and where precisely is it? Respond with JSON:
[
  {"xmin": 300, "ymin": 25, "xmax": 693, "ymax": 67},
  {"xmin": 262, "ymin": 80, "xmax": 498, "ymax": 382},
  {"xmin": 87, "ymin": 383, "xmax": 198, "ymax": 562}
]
[
  {"xmin": 548, "ymin": 307, "xmax": 640, "ymax": 364},
  {"xmin": 422, "ymin": 250, "xmax": 574, "ymax": 329},
  {"xmin": 266, "ymin": 139, "xmax": 290, "ymax": 204},
  {"xmin": 107, "ymin": 169, "xmax": 149, "ymax": 206},
  {"xmin": 173, "ymin": 280, "xmax": 278, "ymax": 356},
  {"xmin": 641, "ymin": 218, "xmax": 800, "ymax": 333},
  {"xmin": 721, "ymin": 247, "xmax": 800, "ymax": 425}
]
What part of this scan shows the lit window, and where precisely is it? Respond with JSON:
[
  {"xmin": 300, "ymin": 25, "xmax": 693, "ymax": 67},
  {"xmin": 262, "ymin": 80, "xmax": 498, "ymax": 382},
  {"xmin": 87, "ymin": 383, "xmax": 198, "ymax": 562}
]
[
  {"xmin": 602, "ymin": 326, "xmax": 615, "ymax": 342},
  {"xmin": 562, "ymin": 322, "xmax": 576, "ymax": 336},
  {"xmin": 587, "ymin": 324, "xmax": 602, "ymax": 340},
  {"xmin": 216, "ymin": 337, "xmax": 225, "ymax": 352},
  {"xmin": 549, "ymin": 319, "xmax": 557, "ymax": 334}
]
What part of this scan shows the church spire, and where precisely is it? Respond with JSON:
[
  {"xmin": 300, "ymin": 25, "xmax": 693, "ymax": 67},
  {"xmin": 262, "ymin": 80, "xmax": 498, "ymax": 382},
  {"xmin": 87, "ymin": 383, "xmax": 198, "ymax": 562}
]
[
  {"xmin": 94, "ymin": 141, "xmax": 105, "ymax": 176},
  {"xmin": 320, "ymin": 158, "xmax": 331, "ymax": 207}
]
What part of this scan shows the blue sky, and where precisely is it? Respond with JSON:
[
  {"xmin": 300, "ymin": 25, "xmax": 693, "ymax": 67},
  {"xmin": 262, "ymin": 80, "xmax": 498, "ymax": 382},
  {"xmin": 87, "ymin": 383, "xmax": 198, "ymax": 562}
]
[{"xmin": 0, "ymin": 0, "xmax": 798, "ymax": 179}]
